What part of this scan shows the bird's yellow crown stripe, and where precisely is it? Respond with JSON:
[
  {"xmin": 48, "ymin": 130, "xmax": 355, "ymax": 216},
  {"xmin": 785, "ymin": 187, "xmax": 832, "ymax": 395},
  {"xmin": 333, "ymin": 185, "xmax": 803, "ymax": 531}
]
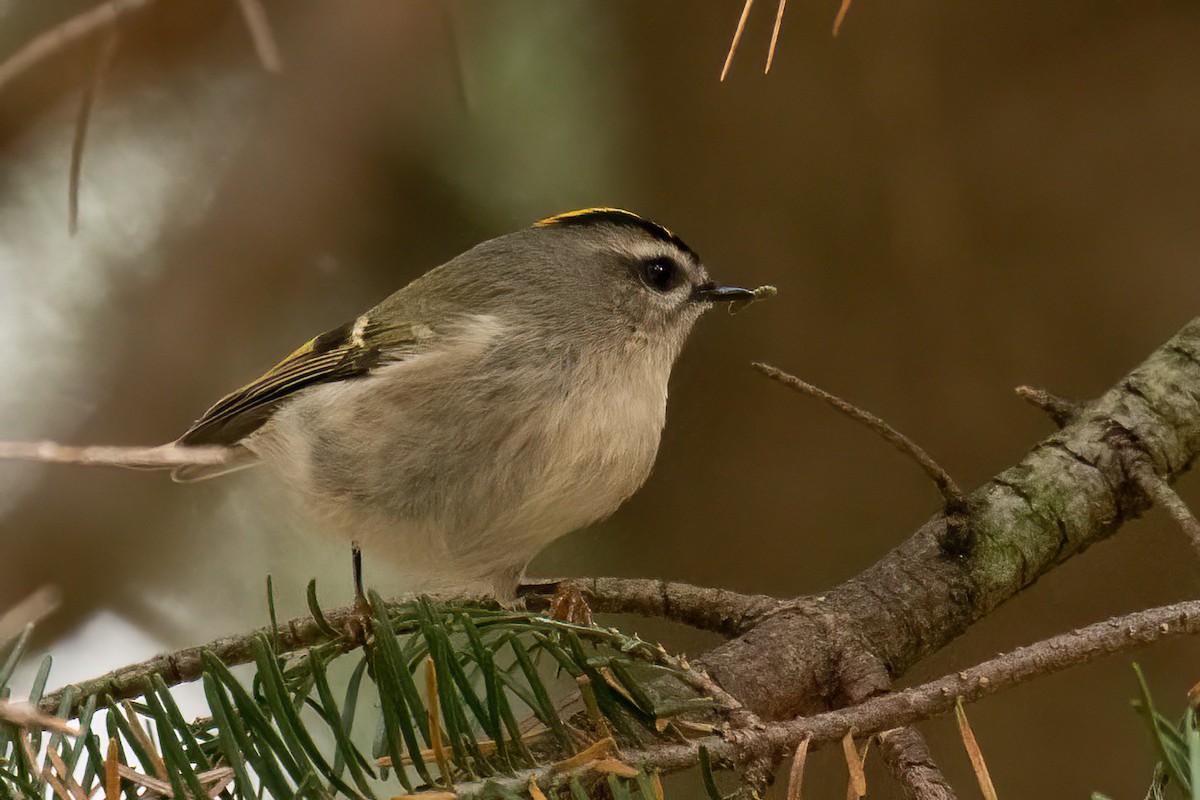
[
  {"xmin": 535, "ymin": 208, "xmax": 679, "ymax": 240},
  {"xmin": 536, "ymin": 207, "xmax": 637, "ymax": 225}
]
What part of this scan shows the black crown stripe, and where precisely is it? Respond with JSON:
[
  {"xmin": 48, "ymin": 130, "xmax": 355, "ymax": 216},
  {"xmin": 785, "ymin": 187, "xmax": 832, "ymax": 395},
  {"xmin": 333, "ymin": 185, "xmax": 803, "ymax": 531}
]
[{"xmin": 535, "ymin": 208, "xmax": 696, "ymax": 258}]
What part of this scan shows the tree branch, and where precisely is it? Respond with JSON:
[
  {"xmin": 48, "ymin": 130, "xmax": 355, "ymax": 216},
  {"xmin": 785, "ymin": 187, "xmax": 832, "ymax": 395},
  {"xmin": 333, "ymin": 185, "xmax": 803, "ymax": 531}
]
[
  {"xmin": 38, "ymin": 590, "xmax": 483, "ymax": 715},
  {"xmin": 519, "ymin": 577, "xmax": 779, "ymax": 637},
  {"xmin": 463, "ymin": 599, "xmax": 1200, "ymax": 797},
  {"xmin": 877, "ymin": 727, "xmax": 958, "ymax": 800},
  {"xmin": 40, "ymin": 576, "xmax": 761, "ymax": 715},
  {"xmin": 699, "ymin": 317, "xmax": 1200, "ymax": 719}
]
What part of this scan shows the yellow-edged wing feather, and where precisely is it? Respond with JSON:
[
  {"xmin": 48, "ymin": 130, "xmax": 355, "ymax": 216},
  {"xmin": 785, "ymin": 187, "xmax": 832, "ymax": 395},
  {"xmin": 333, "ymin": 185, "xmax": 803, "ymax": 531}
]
[{"xmin": 177, "ymin": 316, "xmax": 415, "ymax": 447}]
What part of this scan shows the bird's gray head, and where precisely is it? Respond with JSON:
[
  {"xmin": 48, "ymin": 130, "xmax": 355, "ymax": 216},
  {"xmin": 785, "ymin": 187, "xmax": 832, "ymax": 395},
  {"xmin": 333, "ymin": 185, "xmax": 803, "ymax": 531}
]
[{"xmin": 420, "ymin": 208, "xmax": 756, "ymax": 367}]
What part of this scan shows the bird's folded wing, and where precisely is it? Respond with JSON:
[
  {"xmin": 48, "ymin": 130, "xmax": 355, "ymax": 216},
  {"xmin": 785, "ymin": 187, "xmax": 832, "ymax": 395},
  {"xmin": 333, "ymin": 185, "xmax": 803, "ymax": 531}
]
[{"xmin": 177, "ymin": 316, "xmax": 420, "ymax": 447}]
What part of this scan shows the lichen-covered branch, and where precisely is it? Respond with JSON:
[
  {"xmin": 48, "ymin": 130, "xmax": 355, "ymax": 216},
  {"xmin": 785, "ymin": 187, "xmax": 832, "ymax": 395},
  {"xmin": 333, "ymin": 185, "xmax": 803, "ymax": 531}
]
[
  {"xmin": 699, "ymin": 317, "xmax": 1200, "ymax": 719},
  {"xmin": 462, "ymin": 599, "xmax": 1200, "ymax": 797}
]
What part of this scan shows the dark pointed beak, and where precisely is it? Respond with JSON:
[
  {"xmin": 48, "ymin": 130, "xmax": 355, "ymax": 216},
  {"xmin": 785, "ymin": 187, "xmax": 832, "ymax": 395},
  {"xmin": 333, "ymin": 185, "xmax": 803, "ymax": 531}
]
[{"xmin": 693, "ymin": 282, "xmax": 757, "ymax": 303}]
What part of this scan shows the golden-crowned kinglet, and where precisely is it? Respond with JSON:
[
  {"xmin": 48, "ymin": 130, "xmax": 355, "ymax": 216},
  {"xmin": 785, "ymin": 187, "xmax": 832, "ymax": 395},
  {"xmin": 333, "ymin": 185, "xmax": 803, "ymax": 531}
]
[{"xmin": 175, "ymin": 208, "xmax": 765, "ymax": 600}]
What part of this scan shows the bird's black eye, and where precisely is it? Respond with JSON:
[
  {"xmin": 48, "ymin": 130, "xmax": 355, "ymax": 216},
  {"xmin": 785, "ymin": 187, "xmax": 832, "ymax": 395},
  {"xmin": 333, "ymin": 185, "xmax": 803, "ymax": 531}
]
[{"xmin": 639, "ymin": 257, "xmax": 678, "ymax": 292}]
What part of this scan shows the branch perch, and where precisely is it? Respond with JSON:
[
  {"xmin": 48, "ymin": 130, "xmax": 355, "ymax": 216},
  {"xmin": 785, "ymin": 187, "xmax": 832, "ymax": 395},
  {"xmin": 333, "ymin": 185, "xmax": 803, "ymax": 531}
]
[
  {"xmin": 520, "ymin": 577, "xmax": 778, "ymax": 637},
  {"xmin": 462, "ymin": 598, "xmax": 1200, "ymax": 797}
]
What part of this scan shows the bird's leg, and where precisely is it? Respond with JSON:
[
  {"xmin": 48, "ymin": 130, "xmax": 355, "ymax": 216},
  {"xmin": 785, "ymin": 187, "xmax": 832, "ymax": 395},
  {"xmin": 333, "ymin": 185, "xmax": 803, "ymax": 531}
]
[{"xmin": 348, "ymin": 541, "xmax": 372, "ymax": 644}]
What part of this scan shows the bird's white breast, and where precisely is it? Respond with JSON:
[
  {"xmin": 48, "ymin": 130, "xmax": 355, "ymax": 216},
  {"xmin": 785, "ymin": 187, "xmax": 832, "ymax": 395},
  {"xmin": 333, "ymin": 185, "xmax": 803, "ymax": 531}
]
[{"xmin": 251, "ymin": 314, "xmax": 672, "ymax": 598}]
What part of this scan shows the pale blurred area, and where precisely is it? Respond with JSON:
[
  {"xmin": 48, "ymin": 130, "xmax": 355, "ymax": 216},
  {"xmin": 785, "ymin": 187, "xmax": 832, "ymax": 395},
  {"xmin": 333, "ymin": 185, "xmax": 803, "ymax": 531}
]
[{"xmin": 1, "ymin": 1, "xmax": 1199, "ymax": 796}]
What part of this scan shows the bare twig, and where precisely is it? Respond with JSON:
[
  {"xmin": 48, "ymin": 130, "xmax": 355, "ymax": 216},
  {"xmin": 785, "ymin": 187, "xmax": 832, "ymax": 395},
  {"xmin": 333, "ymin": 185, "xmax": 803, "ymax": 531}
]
[
  {"xmin": 753, "ymin": 363, "xmax": 966, "ymax": 513},
  {"xmin": 720, "ymin": 0, "xmax": 755, "ymax": 82},
  {"xmin": 0, "ymin": 441, "xmax": 230, "ymax": 469},
  {"xmin": 1015, "ymin": 385, "xmax": 1080, "ymax": 429},
  {"xmin": 234, "ymin": 0, "xmax": 284, "ymax": 73},
  {"xmin": 876, "ymin": 727, "xmax": 958, "ymax": 800},
  {"xmin": 1101, "ymin": 416, "xmax": 1200, "ymax": 558},
  {"xmin": 0, "ymin": 0, "xmax": 154, "ymax": 95},
  {"xmin": 1126, "ymin": 452, "xmax": 1200, "ymax": 559},
  {"xmin": 520, "ymin": 576, "xmax": 778, "ymax": 637},
  {"xmin": 765, "ymin": 0, "xmax": 787, "ymax": 74},
  {"xmin": 69, "ymin": 25, "xmax": 120, "ymax": 236}
]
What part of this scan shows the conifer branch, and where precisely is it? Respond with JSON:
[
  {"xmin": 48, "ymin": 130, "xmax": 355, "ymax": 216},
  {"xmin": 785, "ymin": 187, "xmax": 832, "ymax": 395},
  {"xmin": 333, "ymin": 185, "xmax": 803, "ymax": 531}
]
[{"xmin": 461, "ymin": 599, "xmax": 1200, "ymax": 797}]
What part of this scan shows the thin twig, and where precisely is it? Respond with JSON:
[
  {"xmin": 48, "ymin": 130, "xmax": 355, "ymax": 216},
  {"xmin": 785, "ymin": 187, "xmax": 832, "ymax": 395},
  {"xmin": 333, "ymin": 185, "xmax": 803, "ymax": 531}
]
[
  {"xmin": 69, "ymin": 24, "xmax": 120, "ymax": 236},
  {"xmin": 764, "ymin": 0, "xmax": 787, "ymax": 74},
  {"xmin": 0, "ymin": 441, "xmax": 230, "ymax": 468},
  {"xmin": 1127, "ymin": 455, "xmax": 1200, "ymax": 559},
  {"xmin": 753, "ymin": 363, "xmax": 966, "ymax": 512},
  {"xmin": 0, "ymin": 0, "xmax": 154, "ymax": 95},
  {"xmin": 1015, "ymin": 385, "xmax": 1080, "ymax": 429},
  {"xmin": 234, "ymin": 0, "xmax": 284, "ymax": 73},
  {"xmin": 1102, "ymin": 417, "xmax": 1200, "ymax": 560},
  {"xmin": 720, "ymin": 0, "xmax": 755, "ymax": 82}
]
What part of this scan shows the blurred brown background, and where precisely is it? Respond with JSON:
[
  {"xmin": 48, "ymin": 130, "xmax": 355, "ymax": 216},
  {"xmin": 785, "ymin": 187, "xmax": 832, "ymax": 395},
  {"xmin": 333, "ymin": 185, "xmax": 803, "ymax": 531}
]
[{"xmin": 1, "ymin": 1, "xmax": 1198, "ymax": 796}]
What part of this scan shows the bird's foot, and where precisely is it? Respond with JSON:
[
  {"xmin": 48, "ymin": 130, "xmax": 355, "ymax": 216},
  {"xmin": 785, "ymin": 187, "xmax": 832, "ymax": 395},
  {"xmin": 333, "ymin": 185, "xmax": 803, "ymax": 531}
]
[{"xmin": 548, "ymin": 582, "xmax": 594, "ymax": 626}]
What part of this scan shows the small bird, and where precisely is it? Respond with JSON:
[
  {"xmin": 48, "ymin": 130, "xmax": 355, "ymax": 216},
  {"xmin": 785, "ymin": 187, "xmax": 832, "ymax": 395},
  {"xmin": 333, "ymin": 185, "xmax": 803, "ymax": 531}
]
[{"xmin": 174, "ymin": 209, "xmax": 764, "ymax": 602}]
